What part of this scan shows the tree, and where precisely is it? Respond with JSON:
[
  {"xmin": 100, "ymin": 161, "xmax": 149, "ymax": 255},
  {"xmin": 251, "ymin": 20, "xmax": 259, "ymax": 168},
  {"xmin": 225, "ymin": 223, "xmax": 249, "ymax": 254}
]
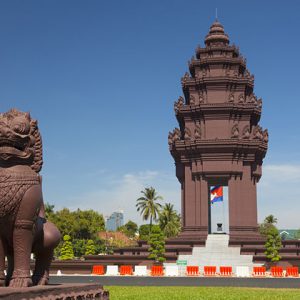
[
  {"xmin": 259, "ymin": 215, "xmax": 282, "ymax": 263},
  {"xmin": 265, "ymin": 215, "xmax": 278, "ymax": 225},
  {"xmin": 259, "ymin": 214, "xmax": 278, "ymax": 236},
  {"xmin": 158, "ymin": 203, "xmax": 181, "ymax": 238},
  {"xmin": 136, "ymin": 187, "xmax": 163, "ymax": 234},
  {"xmin": 73, "ymin": 239, "xmax": 87, "ymax": 258},
  {"xmin": 44, "ymin": 202, "xmax": 55, "ymax": 219},
  {"xmin": 59, "ymin": 235, "xmax": 74, "ymax": 260},
  {"xmin": 264, "ymin": 226, "xmax": 282, "ymax": 263},
  {"xmin": 295, "ymin": 229, "xmax": 300, "ymax": 240},
  {"xmin": 118, "ymin": 220, "xmax": 138, "ymax": 238},
  {"xmin": 148, "ymin": 226, "xmax": 165, "ymax": 263},
  {"xmin": 139, "ymin": 224, "xmax": 160, "ymax": 241},
  {"xmin": 47, "ymin": 208, "xmax": 105, "ymax": 240},
  {"xmin": 85, "ymin": 240, "xmax": 96, "ymax": 255}
]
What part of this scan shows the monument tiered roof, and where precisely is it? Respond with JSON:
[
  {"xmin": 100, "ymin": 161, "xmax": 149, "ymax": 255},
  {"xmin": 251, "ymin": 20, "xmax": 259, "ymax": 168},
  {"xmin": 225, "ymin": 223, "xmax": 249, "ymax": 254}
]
[{"xmin": 205, "ymin": 20, "xmax": 230, "ymax": 46}]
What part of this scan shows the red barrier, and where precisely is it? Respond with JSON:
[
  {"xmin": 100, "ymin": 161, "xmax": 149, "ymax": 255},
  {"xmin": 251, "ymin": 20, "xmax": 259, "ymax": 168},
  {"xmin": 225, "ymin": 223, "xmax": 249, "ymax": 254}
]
[
  {"xmin": 120, "ymin": 265, "xmax": 133, "ymax": 275},
  {"xmin": 270, "ymin": 266, "xmax": 283, "ymax": 277},
  {"xmin": 186, "ymin": 266, "xmax": 199, "ymax": 276},
  {"xmin": 220, "ymin": 266, "xmax": 233, "ymax": 276},
  {"xmin": 252, "ymin": 266, "xmax": 266, "ymax": 277},
  {"xmin": 151, "ymin": 265, "xmax": 164, "ymax": 276},
  {"xmin": 204, "ymin": 266, "xmax": 216, "ymax": 276},
  {"xmin": 286, "ymin": 266, "xmax": 299, "ymax": 277},
  {"xmin": 92, "ymin": 265, "xmax": 105, "ymax": 275}
]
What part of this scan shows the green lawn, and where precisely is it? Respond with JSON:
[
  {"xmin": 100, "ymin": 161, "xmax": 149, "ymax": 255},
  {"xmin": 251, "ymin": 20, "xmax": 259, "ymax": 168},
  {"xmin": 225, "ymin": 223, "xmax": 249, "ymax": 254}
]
[{"xmin": 106, "ymin": 286, "xmax": 300, "ymax": 300}]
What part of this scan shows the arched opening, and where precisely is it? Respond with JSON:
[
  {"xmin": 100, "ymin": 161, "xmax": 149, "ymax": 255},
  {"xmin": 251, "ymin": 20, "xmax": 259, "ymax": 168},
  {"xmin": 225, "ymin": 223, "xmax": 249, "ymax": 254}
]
[{"xmin": 207, "ymin": 178, "xmax": 229, "ymax": 234}]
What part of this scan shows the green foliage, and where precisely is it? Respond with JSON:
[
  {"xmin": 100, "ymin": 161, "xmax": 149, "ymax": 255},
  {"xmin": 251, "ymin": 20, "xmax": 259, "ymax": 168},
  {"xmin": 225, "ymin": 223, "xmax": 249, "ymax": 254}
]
[
  {"xmin": 136, "ymin": 187, "xmax": 163, "ymax": 233},
  {"xmin": 59, "ymin": 235, "xmax": 74, "ymax": 260},
  {"xmin": 294, "ymin": 229, "xmax": 300, "ymax": 240},
  {"xmin": 158, "ymin": 203, "xmax": 181, "ymax": 238},
  {"xmin": 94, "ymin": 237, "xmax": 106, "ymax": 254},
  {"xmin": 44, "ymin": 202, "xmax": 55, "ymax": 219},
  {"xmin": 139, "ymin": 224, "xmax": 160, "ymax": 241},
  {"xmin": 45, "ymin": 205, "xmax": 106, "ymax": 258},
  {"xmin": 118, "ymin": 220, "xmax": 138, "ymax": 238},
  {"xmin": 47, "ymin": 207, "xmax": 105, "ymax": 240},
  {"xmin": 260, "ymin": 215, "xmax": 282, "ymax": 262},
  {"xmin": 85, "ymin": 239, "xmax": 96, "ymax": 255},
  {"xmin": 264, "ymin": 226, "xmax": 282, "ymax": 262},
  {"xmin": 73, "ymin": 239, "xmax": 87, "ymax": 258},
  {"xmin": 147, "ymin": 226, "xmax": 165, "ymax": 263}
]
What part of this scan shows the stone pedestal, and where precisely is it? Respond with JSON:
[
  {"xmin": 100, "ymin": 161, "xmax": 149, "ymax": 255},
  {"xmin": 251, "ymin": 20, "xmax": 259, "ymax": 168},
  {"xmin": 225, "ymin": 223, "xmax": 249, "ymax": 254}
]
[{"xmin": 0, "ymin": 284, "xmax": 109, "ymax": 300}]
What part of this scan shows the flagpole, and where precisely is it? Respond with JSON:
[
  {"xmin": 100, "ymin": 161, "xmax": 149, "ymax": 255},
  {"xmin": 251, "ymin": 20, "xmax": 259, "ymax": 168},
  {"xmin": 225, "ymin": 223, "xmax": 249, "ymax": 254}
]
[{"xmin": 222, "ymin": 188, "xmax": 225, "ymax": 233}]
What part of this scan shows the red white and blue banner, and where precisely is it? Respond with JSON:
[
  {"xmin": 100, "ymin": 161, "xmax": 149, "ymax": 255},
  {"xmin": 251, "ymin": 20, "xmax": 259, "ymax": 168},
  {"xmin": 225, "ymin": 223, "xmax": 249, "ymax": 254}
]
[{"xmin": 210, "ymin": 186, "xmax": 223, "ymax": 204}]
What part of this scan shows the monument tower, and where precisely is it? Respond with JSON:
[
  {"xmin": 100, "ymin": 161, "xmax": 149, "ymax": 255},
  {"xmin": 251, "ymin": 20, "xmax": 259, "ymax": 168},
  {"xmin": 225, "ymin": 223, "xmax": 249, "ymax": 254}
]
[{"xmin": 168, "ymin": 21, "xmax": 268, "ymax": 241}]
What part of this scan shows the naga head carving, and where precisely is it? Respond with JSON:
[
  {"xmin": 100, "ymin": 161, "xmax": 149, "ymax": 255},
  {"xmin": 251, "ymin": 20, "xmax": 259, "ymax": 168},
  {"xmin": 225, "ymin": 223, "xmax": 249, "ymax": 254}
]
[{"xmin": 0, "ymin": 109, "xmax": 42, "ymax": 172}]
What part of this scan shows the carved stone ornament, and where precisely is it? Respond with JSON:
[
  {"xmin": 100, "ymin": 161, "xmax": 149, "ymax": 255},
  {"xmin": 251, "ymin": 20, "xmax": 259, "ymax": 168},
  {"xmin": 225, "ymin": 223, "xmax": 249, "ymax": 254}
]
[
  {"xmin": 189, "ymin": 95, "xmax": 195, "ymax": 105},
  {"xmin": 174, "ymin": 96, "xmax": 184, "ymax": 112},
  {"xmin": 242, "ymin": 125, "xmax": 251, "ymax": 139},
  {"xmin": 257, "ymin": 98, "xmax": 262, "ymax": 109},
  {"xmin": 263, "ymin": 129, "xmax": 269, "ymax": 143},
  {"xmin": 184, "ymin": 127, "xmax": 191, "ymax": 140},
  {"xmin": 231, "ymin": 124, "xmax": 239, "ymax": 138},
  {"xmin": 181, "ymin": 72, "xmax": 190, "ymax": 83},
  {"xmin": 253, "ymin": 125, "xmax": 263, "ymax": 140},
  {"xmin": 238, "ymin": 93, "xmax": 245, "ymax": 103},
  {"xmin": 168, "ymin": 131, "xmax": 173, "ymax": 145},
  {"xmin": 194, "ymin": 125, "xmax": 201, "ymax": 139},
  {"xmin": 172, "ymin": 128, "xmax": 181, "ymax": 142},
  {"xmin": 0, "ymin": 109, "xmax": 61, "ymax": 288},
  {"xmin": 228, "ymin": 93, "xmax": 234, "ymax": 103},
  {"xmin": 199, "ymin": 92, "xmax": 204, "ymax": 103},
  {"xmin": 245, "ymin": 69, "xmax": 250, "ymax": 78},
  {"xmin": 248, "ymin": 94, "xmax": 257, "ymax": 103}
]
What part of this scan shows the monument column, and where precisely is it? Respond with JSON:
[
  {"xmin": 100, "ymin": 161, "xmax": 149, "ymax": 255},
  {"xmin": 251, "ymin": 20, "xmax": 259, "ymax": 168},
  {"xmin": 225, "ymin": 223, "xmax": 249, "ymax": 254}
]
[
  {"xmin": 228, "ymin": 166, "xmax": 260, "ymax": 239},
  {"xmin": 181, "ymin": 166, "xmax": 209, "ymax": 238}
]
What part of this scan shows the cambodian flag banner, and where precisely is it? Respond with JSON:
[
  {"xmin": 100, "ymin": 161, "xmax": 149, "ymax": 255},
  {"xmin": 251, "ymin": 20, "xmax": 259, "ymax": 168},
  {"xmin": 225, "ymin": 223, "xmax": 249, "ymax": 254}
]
[{"xmin": 210, "ymin": 186, "xmax": 223, "ymax": 204}]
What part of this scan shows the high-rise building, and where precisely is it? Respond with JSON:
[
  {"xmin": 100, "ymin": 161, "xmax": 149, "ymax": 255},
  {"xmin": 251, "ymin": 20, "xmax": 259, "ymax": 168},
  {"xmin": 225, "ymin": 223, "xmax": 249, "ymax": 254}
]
[{"xmin": 106, "ymin": 211, "xmax": 124, "ymax": 231}]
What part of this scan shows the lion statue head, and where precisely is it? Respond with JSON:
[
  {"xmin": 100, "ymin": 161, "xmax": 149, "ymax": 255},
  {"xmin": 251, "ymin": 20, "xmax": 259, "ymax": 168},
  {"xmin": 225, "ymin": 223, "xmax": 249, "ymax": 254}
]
[{"xmin": 0, "ymin": 109, "xmax": 42, "ymax": 172}]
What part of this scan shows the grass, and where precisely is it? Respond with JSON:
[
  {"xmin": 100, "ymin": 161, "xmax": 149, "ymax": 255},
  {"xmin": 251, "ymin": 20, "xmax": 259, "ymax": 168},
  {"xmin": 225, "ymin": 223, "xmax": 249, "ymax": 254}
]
[{"xmin": 106, "ymin": 286, "xmax": 300, "ymax": 300}]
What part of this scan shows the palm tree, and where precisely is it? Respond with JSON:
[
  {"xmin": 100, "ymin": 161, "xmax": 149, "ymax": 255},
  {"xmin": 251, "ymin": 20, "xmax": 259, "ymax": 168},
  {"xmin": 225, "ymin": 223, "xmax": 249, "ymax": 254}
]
[
  {"xmin": 265, "ymin": 215, "xmax": 278, "ymax": 225},
  {"xmin": 159, "ymin": 203, "xmax": 181, "ymax": 238},
  {"xmin": 136, "ymin": 187, "xmax": 163, "ymax": 234}
]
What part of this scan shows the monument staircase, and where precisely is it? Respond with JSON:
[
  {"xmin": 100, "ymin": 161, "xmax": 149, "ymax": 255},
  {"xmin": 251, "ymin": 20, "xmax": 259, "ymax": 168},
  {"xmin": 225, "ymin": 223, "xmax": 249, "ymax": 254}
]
[
  {"xmin": 48, "ymin": 236, "xmax": 300, "ymax": 274},
  {"xmin": 177, "ymin": 234, "xmax": 257, "ymax": 272}
]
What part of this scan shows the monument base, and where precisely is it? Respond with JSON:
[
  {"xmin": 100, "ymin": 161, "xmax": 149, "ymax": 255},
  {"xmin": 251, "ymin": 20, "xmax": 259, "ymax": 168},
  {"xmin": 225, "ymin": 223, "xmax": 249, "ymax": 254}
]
[{"xmin": 0, "ymin": 283, "xmax": 109, "ymax": 300}]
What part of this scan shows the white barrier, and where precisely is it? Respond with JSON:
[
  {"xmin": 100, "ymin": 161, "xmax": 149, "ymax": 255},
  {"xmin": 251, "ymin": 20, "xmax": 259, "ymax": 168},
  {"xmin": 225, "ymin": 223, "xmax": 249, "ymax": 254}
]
[
  {"xmin": 106, "ymin": 265, "xmax": 119, "ymax": 276},
  {"xmin": 134, "ymin": 265, "xmax": 148, "ymax": 276},
  {"xmin": 165, "ymin": 265, "xmax": 179, "ymax": 276},
  {"xmin": 236, "ymin": 266, "xmax": 250, "ymax": 277}
]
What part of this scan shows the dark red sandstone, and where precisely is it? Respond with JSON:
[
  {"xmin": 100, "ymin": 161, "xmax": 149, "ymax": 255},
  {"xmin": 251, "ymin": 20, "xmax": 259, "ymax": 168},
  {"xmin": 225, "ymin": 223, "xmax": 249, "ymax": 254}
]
[
  {"xmin": 0, "ymin": 283, "xmax": 109, "ymax": 299},
  {"xmin": 169, "ymin": 20, "xmax": 267, "ymax": 241}
]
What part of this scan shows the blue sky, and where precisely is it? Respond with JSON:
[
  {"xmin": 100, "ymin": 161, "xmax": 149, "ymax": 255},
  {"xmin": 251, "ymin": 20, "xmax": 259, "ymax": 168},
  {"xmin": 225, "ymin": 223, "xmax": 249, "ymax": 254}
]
[{"xmin": 0, "ymin": 1, "xmax": 299, "ymax": 228}]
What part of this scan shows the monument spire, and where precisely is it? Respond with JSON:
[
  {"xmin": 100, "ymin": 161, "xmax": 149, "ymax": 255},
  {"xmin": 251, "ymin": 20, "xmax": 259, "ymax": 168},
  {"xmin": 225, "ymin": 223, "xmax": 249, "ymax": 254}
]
[{"xmin": 169, "ymin": 21, "xmax": 268, "ymax": 241}]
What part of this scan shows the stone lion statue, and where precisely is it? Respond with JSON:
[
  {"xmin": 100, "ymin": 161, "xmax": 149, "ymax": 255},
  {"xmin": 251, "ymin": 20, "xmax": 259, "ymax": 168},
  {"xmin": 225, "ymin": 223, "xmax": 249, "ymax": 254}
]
[{"xmin": 0, "ymin": 109, "xmax": 61, "ymax": 287}]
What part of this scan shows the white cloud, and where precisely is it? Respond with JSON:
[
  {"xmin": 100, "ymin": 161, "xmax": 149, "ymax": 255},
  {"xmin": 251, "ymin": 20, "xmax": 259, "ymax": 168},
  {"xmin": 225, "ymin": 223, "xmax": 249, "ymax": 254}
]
[
  {"xmin": 258, "ymin": 164, "xmax": 300, "ymax": 228},
  {"xmin": 64, "ymin": 170, "xmax": 180, "ymax": 225},
  {"xmin": 60, "ymin": 164, "xmax": 300, "ymax": 230}
]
